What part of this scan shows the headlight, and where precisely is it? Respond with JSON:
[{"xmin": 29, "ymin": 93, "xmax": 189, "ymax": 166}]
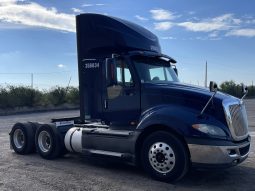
[{"xmin": 192, "ymin": 124, "xmax": 226, "ymax": 137}]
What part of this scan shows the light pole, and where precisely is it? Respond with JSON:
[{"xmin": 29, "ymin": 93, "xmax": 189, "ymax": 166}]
[
  {"xmin": 205, "ymin": 61, "xmax": 208, "ymax": 88},
  {"xmin": 31, "ymin": 73, "xmax": 33, "ymax": 89}
]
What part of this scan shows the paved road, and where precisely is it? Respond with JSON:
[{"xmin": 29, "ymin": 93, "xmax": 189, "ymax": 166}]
[
  {"xmin": 0, "ymin": 100, "xmax": 254, "ymax": 191},
  {"xmin": 245, "ymin": 99, "xmax": 255, "ymax": 129}
]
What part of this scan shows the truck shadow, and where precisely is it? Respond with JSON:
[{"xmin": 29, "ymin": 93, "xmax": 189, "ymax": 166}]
[
  {"xmin": 12, "ymin": 152, "xmax": 255, "ymax": 190},
  {"xmin": 176, "ymin": 166, "xmax": 255, "ymax": 190},
  {"xmin": 79, "ymin": 155, "xmax": 255, "ymax": 189}
]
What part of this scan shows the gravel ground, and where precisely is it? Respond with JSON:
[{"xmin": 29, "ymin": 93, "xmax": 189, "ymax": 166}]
[{"xmin": 0, "ymin": 100, "xmax": 254, "ymax": 191}]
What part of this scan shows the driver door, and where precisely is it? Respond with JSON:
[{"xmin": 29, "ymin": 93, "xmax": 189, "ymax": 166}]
[{"xmin": 103, "ymin": 57, "xmax": 140, "ymax": 126}]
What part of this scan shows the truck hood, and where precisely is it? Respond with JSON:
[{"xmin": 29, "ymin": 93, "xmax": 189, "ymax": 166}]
[{"xmin": 142, "ymin": 82, "xmax": 236, "ymax": 110}]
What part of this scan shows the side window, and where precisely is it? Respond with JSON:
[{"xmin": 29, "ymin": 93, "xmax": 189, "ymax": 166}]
[
  {"xmin": 124, "ymin": 68, "xmax": 133, "ymax": 86},
  {"xmin": 107, "ymin": 58, "xmax": 134, "ymax": 100},
  {"xmin": 116, "ymin": 58, "xmax": 134, "ymax": 87},
  {"xmin": 116, "ymin": 65, "xmax": 122, "ymax": 84},
  {"xmin": 165, "ymin": 68, "xmax": 174, "ymax": 81},
  {"xmin": 149, "ymin": 67, "xmax": 165, "ymax": 81}
]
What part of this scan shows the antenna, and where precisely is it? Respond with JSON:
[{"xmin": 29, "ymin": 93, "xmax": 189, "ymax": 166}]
[{"xmin": 205, "ymin": 61, "xmax": 208, "ymax": 88}]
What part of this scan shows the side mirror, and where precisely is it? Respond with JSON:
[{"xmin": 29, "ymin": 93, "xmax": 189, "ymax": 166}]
[
  {"xmin": 106, "ymin": 58, "xmax": 117, "ymax": 86},
  {"xmin": 242, "ymin": 84, "xmax": 248, "ymax": 94},
  {"xmin": 209, "ymin": 81, "xmax": 218, "ymax": 92},
  {"xmin": 172, "ymin": 65, "xmax": 178, "ymax": 76},
  {"xmin": 241, "ymin": 84, "xmax": 248, "ymax": 100}
]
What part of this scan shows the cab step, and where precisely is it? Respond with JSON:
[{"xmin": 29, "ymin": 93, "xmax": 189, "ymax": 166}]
[{"xmin": 83, "ymin": 149, "xmax": 134, "ymax": 162}]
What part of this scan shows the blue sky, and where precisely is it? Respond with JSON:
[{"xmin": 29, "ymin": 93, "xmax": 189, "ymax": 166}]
[{"xmin": 0, "ymin": 0, "xmax": 255, "ymax": 88}]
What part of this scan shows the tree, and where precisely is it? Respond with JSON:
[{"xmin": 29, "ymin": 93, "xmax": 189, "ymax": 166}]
[{"xmin": 219, "ymin": 81, "xmax": 254, "ymax": 98}]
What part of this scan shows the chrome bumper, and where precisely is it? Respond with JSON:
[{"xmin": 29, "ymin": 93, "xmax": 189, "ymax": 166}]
[{"xmin": 188, "ymin": 141, "xmax": 250, "ymax": 165}]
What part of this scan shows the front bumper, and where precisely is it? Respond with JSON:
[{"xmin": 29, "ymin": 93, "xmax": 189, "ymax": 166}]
[{"xmin": 188, "ymin": 137, "xmax": 250, "ymax": 168}]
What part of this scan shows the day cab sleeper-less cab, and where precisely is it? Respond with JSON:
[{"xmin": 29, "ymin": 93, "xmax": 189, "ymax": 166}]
[{"xmin": 10, "ymin": 14, "xmax": 250, "ymax": 182}]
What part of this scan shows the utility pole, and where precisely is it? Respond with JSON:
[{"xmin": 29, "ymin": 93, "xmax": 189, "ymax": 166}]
[
  {"xmin": 31, "ymin": 73, "xmax": 33, "ymax": 89},
  {"xmin": 205, "ymin": 61, "xmax": 208, "ymax": 88}
]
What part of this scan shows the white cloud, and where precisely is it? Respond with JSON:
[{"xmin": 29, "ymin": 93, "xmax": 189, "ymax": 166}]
[
  {"xmin": 135, "ymin": 15, "xmax": 148, "ymax": 21},
  {"xmin": 178, "ymin": 14, "xmax": 239, "ymax": 32},
  {"xmin": 233, "ymin": 18, "xmax": 242, "ymax": 25},
  {"xmin": 195, "ymin": 36, "xmax": 208, "ymax": 40},
  {"xmin": 154, "ymin": 22, "xmax": 173, "ymax": 31},
  {"xmin": 150, "ymin": 9, "xmax": 176, "ymax": 20},
  {"xmin": 0, "ymin": 22, "xmax": 26, "ymax": 30},
  {"xmin": 0, "ymin": 0, "xmax": 16, "ymax": 5},
  {"xmin": 161, "ymin": 36, "xmax": 176, "ymax": 40},
  {"xmin": 0, "ymin": 0, "xmax": 75, "ymax": 32},
  {"xmin": 149, "ymin": 10, "xmax": 254, "ymax": 38},
  {"xmin": 212, "ymin": 14, "xmax": 233, "ymax": 22},
  {"xmin": 178, "ymin": 21, "xmax": 226, "ymax": 32},
  {"xmin": 245, "ymin": 19, "xmax": 255, "ymax": 24},
  {"xmin": 57, "ymin": 64, "xmax": 66, "ymax": 68},
  {"xmin": 71, "ymin": 8, "xmax": 82, "ymax": 14},
  {"xmin": 82, "ymin": 3, "xmax": 105, "ymax": 7},
  {"xmin": 82, "ymin": 4, "xmax": 93, "ymax": 7},
  {"xmin": 226, "ymin": 29, "xmax": 255, "ymax": 37},
  {"xmin": 188, "ymin": 11, "xmax": 195, "ymax": 15},
  {"xmin": 209, "ymin": 31, "xmax": 219, "ymax": 38}
]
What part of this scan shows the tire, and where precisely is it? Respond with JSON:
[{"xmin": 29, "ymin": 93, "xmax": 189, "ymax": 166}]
[
  {"xmin": 141, "ymin": 131, "xmax": 189, "ymax": 182},
  {"xmin": 35, "ymin": 124, "xmax": 62, "ymax": 160},
  {"xmin": 10, "ymin": 123, "xmax": 36, "ymax": 155}
]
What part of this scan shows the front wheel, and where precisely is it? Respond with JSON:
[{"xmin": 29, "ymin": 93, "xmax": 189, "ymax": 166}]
[{"xmin": 141, "ymin": 131, "xmax": 190, "ymax": 182}]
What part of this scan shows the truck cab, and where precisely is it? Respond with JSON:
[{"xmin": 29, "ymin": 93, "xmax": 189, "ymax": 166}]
[
  {"xmin": 103, "ymin": 51, "xmax": 179, "ymax": 126},
  {"xmin": 10, "ymin": 13, "xmax": 250, "ymax": 182}
]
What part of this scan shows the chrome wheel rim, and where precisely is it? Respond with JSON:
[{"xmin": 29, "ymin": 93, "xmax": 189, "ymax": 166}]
[
  {"xmin": 149, "ymin": 142, "xmax": 176, "ymax": 173},
  {"xmin": 38, "ymin": 131, "xmax": 52, "ymax": 153},
  {"xmin": 13, "ymin": 129, "xmax": 25, "ymax": 149}
]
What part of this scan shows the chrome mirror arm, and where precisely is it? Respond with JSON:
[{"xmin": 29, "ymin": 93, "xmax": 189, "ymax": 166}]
[
  {"xmin": 200, "ymin": 91, "xmax": 217, "ymax": 116},
  {"xmin": 241, "ymin": 91, "xmax": 248, "ymax": 101}
]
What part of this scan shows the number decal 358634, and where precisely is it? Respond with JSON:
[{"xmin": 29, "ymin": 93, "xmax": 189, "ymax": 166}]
[{"xmin": 84, "ymin": 62, "xmax": 100, "ymax": 69}]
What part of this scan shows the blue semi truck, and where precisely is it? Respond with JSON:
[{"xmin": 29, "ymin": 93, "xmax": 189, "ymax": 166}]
[{"xmin": 9, "ymin": 14, "xmax": 250, "ymax": 182}]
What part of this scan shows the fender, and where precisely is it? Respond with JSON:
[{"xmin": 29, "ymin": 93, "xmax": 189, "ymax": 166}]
[
  {"xmin": 137, "ymin": 104, "xmax": 231, "ymax": 140},
  {"xmin": 137, "ymin": 104, "xmax": 203, "ymax": 137}
]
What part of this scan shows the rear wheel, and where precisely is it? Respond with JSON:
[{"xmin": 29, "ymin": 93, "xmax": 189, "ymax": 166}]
[
  {"xmin": 38, "ymin": 130, "xmax": 52, "ymax": 153},
  {"xmin": 35, "ymin": 125, "xmax": 62, "ymax": 160},
  {"xmin": 10, "ymin": 123, "xmax": 36, "ymax": 154},
  {"xmin": 141, "ymin": 131, "xmax": 189, "ymax": 182}
]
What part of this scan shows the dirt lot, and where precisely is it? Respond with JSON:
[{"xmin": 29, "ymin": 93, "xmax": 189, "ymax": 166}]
[{"xmin": 0, "ymin": 100, "xmax": 254, "ymax": 191}]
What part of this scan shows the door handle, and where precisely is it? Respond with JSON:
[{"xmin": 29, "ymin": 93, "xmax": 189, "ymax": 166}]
[
  {"xmin": 104, "ymin": 99, "xmax": 108, "ymax": 109},
  {"xmin": 125, "ymin": 90, "xmax": 136, "ymax": 96}
]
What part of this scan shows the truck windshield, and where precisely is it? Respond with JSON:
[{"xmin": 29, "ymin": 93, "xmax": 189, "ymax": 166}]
[{"xmin": 132, "ymin": 56, "xmax": 179, "ymax": 84}]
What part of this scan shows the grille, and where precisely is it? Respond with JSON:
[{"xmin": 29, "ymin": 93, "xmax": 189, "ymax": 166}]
[
  {"xmin": 229, "ymin": 104, "xmax": 248, "ymax": 137},
  {"xmin": 223, "ymin": 99, "xmax": 249, "ymax": 141}
]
